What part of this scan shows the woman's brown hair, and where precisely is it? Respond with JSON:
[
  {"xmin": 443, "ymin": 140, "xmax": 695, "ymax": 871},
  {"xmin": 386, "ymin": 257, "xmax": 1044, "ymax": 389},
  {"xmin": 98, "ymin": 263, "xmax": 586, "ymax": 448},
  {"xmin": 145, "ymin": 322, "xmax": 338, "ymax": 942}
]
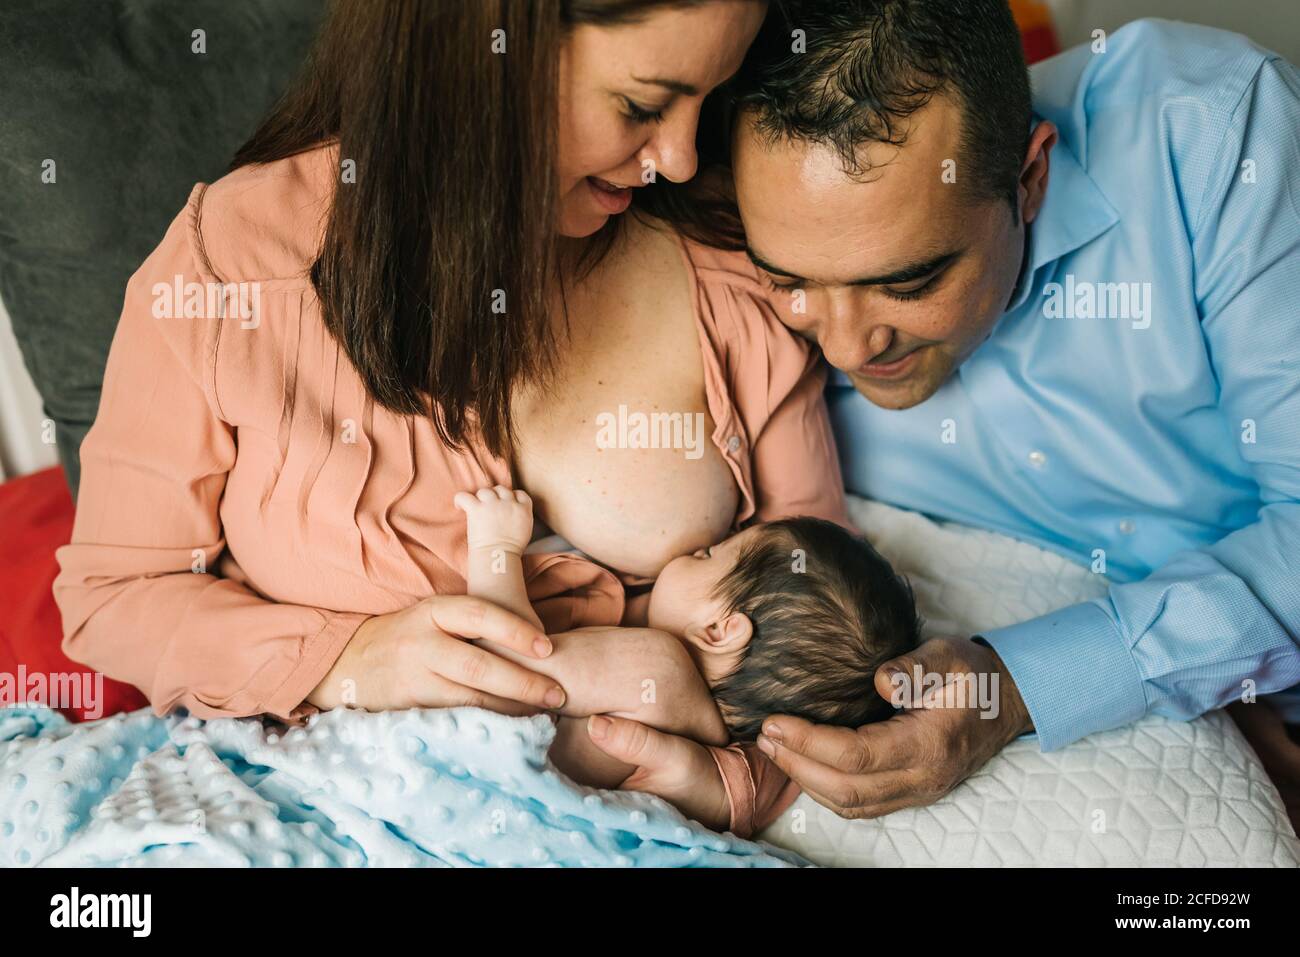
[{"xmin": 232, "ymin": 0, "xmax": 714, "ymax": 458}]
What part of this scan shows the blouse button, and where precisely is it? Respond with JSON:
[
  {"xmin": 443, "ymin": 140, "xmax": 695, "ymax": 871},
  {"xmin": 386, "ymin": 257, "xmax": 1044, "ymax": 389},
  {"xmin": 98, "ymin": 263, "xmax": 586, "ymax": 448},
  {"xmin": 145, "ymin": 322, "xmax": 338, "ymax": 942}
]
[
  {"xmin": 726, "ymin": 435, "xmax": 741, "ymax": 453},
  {"xmin": 1118, "ymin": 519, "xmax": 1136, "ymax": 535},
  {"xmin": 1027, "ymin": 450, "xmax": 1047, "ymax": 469}
]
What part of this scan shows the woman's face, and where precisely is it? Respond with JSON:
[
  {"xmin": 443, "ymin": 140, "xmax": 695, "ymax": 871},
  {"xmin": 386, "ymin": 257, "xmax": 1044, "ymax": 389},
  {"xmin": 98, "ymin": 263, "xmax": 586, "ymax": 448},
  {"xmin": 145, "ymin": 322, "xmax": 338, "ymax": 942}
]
[{"xmin": 555, "ymin": 1, "xmax": 766, "ymax": 237}]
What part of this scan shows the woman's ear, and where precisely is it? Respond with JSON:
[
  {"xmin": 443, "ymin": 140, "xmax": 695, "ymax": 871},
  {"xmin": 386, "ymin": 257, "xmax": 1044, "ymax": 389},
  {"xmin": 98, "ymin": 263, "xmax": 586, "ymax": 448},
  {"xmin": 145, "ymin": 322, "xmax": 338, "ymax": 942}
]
[{"xmin": 688, "ymin": 612, "xmax": 753, "ymax": 654}]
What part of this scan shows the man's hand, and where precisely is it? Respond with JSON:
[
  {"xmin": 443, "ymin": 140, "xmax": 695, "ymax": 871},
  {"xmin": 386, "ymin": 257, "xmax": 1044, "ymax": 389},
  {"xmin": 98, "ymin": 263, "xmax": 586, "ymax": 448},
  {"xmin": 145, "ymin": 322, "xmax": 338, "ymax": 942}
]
[
  {"xmin": 757, "ymin": 636, "xmax": 1032, "ymax": 820},
  {"xmin": 586, "ymin": 715, "xmax": 730, "ymax": 830}
]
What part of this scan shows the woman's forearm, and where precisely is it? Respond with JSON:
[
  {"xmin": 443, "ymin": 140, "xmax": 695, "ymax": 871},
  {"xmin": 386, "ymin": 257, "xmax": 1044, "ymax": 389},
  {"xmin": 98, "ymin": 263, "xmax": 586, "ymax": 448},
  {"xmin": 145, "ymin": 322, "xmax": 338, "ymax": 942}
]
[
  {"xmin": 52, "ymin": 207, "xmax": 368, "ymax": 724},
  {"xmin": 55, "ymin": 541, "xmax": 368, "ymax": 722}
]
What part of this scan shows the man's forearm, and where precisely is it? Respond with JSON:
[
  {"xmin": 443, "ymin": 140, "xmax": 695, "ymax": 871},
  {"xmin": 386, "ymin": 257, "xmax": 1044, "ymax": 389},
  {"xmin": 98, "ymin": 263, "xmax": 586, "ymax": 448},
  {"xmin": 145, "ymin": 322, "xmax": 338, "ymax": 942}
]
[
  {"xmin": 982, "ymin": 602, "xmax": 1148, "ymax": 751},
  {"xmin": 983, "ymin": 525, "xmax": 1300, "ymax": 753}
]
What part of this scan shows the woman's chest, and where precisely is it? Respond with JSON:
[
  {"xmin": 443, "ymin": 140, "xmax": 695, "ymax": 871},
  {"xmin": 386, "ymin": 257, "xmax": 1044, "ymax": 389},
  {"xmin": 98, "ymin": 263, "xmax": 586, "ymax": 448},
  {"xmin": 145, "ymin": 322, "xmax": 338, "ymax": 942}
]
[
  {"xmin": 511, "ymin": 247, "xmax": 740, "ymax": 577},
  {"xmin": 214, "ymin": 231, "xmax": 747, "ymax": 605}
]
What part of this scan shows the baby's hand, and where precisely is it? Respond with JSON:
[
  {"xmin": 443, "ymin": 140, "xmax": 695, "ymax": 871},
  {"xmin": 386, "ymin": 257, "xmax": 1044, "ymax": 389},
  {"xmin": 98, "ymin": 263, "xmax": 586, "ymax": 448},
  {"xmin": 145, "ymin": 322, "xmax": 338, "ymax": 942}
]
[{"xmin": 454, "ymin": 485, "xmax": 535, "ymax": 554}]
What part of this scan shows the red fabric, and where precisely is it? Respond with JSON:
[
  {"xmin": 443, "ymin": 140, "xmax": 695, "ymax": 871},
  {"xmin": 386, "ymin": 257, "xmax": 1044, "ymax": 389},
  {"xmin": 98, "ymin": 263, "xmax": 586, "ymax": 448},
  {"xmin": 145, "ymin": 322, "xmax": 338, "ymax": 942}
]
[
  {"xmin": 1010, "ymin": 0, "xmax": 1061, "ymax": 64},
  {"xmin": 0, "ymin": 465, "xmax": 146, "ymax": 721},
  {"xmin": 1020, "ymin": 24, "xmax": 1061, "ymax": 65}
]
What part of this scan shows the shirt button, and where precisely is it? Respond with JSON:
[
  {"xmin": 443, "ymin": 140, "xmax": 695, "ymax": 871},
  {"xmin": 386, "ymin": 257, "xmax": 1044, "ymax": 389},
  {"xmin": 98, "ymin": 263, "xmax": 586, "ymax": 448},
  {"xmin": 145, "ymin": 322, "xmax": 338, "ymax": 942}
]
[
  {"xmin": 1118, "ymin": 520, "xmax": 1136, "ymax": 535},
  {"xmin": 727, "ymin": 435, "xmax": 741, "ymax": 453},
  {"xmin": 1027, "ymin": 450, "xmax": 1047, "ymax": 469}
]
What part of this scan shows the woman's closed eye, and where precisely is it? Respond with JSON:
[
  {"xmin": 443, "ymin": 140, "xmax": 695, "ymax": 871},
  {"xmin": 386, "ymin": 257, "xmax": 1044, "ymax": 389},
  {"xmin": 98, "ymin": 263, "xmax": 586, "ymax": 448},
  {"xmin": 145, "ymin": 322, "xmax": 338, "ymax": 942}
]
[{"xmin": 621, "ymin": 96, "xmax": 666, "ymax": 124}]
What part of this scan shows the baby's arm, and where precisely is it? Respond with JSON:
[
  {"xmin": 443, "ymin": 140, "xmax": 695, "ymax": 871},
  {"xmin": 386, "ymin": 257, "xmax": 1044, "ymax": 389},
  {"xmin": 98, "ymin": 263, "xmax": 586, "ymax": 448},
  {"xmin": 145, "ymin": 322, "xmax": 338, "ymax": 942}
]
[
  {"xmin": 454, "ymin": 486, "xmax": 544, "ymax": 633},
  {"xmin": 454, "ymin": 487, "xmax": 631, "ymax": 785},
  {"xmin": 541, "ymin": 628, "xmax": 732, "ymax": 789},
  {"xmin": 454, "ymin": 487, "xmax": 728, "ymax": 784},
  {"xmin": 480, "ymin": 625, "xmax": 726, "ymax": 743},
  {"xmin": 480, "ymin": 622, "xmax": 732, "ymax": 786}
]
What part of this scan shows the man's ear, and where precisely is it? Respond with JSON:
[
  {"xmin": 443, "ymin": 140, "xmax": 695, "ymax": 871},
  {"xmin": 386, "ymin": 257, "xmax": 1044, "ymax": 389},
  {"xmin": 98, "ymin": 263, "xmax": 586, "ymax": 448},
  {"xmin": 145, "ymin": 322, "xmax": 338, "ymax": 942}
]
[
  {"xmin": 1018, "ymin": 120, "xmax": 1058, "ymax": 226},
  {"xmin": 686, "ymin": 612, "xmax": 753, "ymax": 654}
]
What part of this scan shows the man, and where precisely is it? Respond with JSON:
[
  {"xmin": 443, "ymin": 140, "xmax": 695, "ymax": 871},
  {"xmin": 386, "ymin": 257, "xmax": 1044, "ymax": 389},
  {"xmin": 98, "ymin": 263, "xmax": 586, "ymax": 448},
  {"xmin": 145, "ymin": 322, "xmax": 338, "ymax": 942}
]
[{"xmin": 591, "ymin": 0, "xmax": 1300, "ymax": 829}]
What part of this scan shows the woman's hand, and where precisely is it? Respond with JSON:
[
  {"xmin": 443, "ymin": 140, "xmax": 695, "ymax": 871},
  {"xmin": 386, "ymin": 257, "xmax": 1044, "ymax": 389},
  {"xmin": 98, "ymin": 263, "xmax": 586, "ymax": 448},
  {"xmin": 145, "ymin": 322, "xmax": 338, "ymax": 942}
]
[
  {"xmin": 587, "ymin": 715, "xmax": 730, "ymax": 830},
  {"xmin": 307, "ymin": 595, "xmax": 565, "ymax": 715}
]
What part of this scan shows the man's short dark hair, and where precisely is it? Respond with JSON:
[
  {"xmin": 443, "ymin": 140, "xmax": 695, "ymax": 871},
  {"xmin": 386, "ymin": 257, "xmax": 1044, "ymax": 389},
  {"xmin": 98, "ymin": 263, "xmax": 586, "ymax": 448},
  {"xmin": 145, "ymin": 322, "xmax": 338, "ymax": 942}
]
[
  {"xmin": 710, "ymin": 517, "xmax": 921, "ymax": 740},
  {"xmin": 733, "ymin": 0, "xmax": 1032, "ymax": 213}
]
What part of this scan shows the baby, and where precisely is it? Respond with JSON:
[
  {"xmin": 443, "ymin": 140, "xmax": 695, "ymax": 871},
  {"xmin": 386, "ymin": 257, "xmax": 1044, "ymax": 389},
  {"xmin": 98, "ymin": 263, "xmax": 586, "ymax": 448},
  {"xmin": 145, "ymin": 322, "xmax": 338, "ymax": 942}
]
[{"xmin": 454, "ymin": 486, "xmax": 920, "ymax": 788}]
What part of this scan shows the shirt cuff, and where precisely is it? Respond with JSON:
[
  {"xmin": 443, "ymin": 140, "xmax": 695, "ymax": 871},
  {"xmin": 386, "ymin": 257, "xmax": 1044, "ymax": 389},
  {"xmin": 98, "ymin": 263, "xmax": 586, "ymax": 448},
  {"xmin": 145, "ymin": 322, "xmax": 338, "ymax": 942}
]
[
  {"xmin": 981, "ymin": 601, "xmax": 1148, "ymax": 752},
  {"xmin": 708, "ymin": 744, "xmax": 756, "ymax": 838},
  {"xmin": 261, "ymin": 611, "xmax": 372, "ymax": 725}
]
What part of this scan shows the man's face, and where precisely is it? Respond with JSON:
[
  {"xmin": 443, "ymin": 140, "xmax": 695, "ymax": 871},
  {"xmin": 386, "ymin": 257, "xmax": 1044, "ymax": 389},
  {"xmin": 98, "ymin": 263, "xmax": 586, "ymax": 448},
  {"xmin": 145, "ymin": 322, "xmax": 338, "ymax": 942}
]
[{"xmin": 732, "ymin": 96, "xmax": 1025, "ymax": 409}]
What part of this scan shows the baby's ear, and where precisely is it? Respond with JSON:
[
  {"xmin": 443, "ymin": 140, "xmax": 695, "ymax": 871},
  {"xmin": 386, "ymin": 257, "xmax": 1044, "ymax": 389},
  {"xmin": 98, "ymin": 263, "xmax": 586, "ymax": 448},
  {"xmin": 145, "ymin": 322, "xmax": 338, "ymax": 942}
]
[{"xmin": 703, "ymin": 612, "xmax": 753, "ymax": 653}]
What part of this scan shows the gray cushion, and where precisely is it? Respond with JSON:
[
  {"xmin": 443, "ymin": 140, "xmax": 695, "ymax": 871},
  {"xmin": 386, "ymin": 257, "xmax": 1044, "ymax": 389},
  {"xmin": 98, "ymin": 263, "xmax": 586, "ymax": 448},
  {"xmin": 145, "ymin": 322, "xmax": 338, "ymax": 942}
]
[{"xmin": 0, "ymin": 0, "xmax": 325, "ymax": 497}]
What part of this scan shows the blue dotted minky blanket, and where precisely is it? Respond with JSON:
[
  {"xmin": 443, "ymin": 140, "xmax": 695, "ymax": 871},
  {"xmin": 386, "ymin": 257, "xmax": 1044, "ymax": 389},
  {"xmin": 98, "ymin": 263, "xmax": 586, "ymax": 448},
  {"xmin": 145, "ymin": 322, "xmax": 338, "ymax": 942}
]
[{"xmin": 0, "ymin": 705, "xmax": 804, "ymax": 867}]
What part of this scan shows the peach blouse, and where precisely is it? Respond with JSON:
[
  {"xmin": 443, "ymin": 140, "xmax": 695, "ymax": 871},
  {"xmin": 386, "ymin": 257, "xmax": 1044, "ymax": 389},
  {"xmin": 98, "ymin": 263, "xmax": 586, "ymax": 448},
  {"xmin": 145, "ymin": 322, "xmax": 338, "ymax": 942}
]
[{"xmin": 53, "ymin": 144, "xmax": 847, "ymax": 836}]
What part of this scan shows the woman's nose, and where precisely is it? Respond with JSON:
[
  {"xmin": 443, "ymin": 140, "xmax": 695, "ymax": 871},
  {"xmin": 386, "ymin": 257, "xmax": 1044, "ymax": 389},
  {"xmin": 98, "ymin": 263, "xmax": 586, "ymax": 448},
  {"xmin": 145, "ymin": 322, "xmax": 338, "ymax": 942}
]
[{"xmin": 641, "ymin": 110, "xmax": 700, "ymax": 184}]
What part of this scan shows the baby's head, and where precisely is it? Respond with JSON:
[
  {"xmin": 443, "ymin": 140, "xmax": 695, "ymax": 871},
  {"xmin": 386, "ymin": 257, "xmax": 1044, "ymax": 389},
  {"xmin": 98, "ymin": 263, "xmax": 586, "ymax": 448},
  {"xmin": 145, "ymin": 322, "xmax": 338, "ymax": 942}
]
[{"xmin": 649, "ymin": 517, "xmax": 920, "ymax": 740}]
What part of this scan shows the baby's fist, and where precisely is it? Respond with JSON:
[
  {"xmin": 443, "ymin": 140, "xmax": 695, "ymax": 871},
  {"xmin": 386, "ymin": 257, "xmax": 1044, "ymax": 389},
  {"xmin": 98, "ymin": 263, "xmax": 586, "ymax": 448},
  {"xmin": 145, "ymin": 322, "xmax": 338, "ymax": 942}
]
[{"xmin": 454, "ymin": 485, "xmax": 535, "ymax": 554}]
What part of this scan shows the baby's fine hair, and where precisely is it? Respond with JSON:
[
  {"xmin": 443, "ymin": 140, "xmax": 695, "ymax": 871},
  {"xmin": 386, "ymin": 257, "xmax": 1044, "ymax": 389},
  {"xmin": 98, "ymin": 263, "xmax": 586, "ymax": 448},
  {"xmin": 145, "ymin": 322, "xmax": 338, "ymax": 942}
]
[{"xmin": 711, "ymin": 516, "xmax": 921, "ymax": 740}]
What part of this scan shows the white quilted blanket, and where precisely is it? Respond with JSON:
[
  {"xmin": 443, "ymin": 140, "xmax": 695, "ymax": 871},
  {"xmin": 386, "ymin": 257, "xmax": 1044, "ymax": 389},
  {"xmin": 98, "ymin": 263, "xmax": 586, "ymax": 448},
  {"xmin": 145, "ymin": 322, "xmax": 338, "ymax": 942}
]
[{"xmin": 758, "ymin": 498, "xmax": 1300, "ymax": 867}]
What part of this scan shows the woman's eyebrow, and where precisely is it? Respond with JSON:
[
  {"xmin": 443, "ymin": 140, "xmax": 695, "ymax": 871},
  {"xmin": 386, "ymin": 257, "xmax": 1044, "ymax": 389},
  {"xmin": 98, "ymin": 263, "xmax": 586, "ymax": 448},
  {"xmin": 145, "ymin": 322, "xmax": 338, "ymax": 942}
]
[{"xmin": 630, "ymin": 75, "xmax": 699, "ymax": 96}]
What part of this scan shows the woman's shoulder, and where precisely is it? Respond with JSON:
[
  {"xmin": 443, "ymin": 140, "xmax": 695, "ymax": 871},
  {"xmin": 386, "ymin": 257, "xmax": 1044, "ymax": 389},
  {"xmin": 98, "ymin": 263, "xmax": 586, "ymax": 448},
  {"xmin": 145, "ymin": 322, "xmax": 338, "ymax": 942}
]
[
  {"xmin": 621, "ymin": 215, "xmax": 818, "ymax": 409},
  {"xmin": 188, "ymin": 142, "xmax": 340, "ymax": 285},
  {"xmin": 116, "ymin": 144, "xmax": 343, "ymax": 428},
  {"xmin": 678, "ymin": 233, "xmax": 763, "ymax": 287}
]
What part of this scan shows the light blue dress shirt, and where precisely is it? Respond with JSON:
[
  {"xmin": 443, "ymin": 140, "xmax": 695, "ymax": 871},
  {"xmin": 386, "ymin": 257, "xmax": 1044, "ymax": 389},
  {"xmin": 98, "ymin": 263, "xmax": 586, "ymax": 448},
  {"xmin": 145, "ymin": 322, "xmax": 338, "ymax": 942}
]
[{"xmin": 827, "ymin": 20, "xmax": 1300, "ymax": 750}]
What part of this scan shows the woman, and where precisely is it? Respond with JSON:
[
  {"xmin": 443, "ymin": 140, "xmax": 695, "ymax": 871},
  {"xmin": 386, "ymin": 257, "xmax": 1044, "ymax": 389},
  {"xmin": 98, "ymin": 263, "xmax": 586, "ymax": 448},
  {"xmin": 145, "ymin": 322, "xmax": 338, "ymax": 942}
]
[{"xmin": 54, "ymin": 0, "xmax": 839, "ymax": 834}]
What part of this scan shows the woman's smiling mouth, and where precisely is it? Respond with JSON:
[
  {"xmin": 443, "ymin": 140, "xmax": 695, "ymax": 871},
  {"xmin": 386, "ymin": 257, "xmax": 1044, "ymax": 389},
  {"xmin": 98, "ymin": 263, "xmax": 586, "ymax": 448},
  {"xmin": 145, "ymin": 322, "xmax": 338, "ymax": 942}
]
[{"xmin": 587, "ymin": 175, "xmax": 634, "ymax": 213}]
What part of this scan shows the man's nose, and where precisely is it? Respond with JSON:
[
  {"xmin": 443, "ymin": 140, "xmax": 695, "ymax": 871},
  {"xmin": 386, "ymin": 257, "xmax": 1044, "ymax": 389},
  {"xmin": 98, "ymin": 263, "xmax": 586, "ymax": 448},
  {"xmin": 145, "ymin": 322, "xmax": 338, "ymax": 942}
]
[
  {"xmin": 819, "ymin": 294, "xmax": 891, "ymax": 371},
  {"xmin": 641, "ymin": 109, "xmax": 700, "ymax": 184}
]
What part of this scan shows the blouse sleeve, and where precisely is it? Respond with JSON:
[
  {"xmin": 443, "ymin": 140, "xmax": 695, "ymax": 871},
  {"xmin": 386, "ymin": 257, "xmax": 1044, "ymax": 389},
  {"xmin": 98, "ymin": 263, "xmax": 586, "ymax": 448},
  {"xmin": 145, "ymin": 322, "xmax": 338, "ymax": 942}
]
[
  {"xmin": 52, "ymin": 199, "xmax": 368, "ymax": 724},
  {"xmin": 709, "ymin": 743, "xmax": 801, "ymax": 838}
]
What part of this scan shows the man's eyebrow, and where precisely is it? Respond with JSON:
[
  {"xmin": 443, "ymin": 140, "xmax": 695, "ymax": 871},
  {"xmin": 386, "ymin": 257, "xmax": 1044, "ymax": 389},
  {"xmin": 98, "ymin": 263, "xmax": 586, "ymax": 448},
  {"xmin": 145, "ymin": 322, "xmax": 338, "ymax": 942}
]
[
  {"xmin": 746, "ymin": 247, "xmax": 962, "ymax": 286},
  {"xmin": 630, "ymin": 75, "xmax": 698, "ymax": 96},
  {"xmin": 746, "ymin": 248, "xmax": 801, "ymax": 279}
]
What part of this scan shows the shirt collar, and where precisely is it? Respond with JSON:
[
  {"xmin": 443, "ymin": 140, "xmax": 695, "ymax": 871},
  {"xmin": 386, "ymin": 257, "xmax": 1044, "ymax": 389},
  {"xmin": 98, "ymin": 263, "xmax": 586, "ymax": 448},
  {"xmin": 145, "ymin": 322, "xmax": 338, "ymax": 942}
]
[{"xmin": 1005, "ymin": 124, "xmax": 1119, "ymax": 312}]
